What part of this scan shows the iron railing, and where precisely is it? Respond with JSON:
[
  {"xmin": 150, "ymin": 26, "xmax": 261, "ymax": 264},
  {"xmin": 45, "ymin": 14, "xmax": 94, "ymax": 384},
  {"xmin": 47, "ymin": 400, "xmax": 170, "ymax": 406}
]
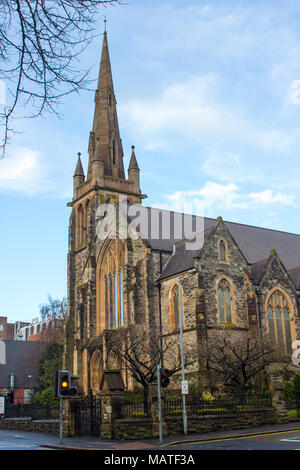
[
  {"xmin": 118, "ymin": 401, "xmax": 148, "ymax": 418},
  {"xmin": 164, "ymin": 395, "xmax": 272, "ymax": 417},
  {"xmin": 4, "ymin": 403, "xmax": 59, "ymax": 420}
]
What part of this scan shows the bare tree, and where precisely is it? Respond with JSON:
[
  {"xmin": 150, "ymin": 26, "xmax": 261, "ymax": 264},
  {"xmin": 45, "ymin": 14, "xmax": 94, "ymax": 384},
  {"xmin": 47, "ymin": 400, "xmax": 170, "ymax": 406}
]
[
  {"xmin": 106, "ymin": 323, "xmax": 198, "ymax": 415},
  {"xmin": 39, "ymin": 294, "xmax": 67, "ymax": 320},
  {"xmin": 0, "ymin": 0, "xmax": 121, "ymax": 155},
  {"xmin": 206, "ymin": 330, "xmax": 275, "ymax": 402},
  {"xmin": 38, "ymin": 295, "xmax": 66, "ymax": 343}
]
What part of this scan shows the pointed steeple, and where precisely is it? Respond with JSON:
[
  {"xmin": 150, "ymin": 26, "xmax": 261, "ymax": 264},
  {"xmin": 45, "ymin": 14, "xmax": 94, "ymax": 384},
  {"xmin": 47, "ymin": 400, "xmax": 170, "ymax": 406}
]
[{"xmin": 88, "ymin": 32, "xmax": 125, "ymax": 180}]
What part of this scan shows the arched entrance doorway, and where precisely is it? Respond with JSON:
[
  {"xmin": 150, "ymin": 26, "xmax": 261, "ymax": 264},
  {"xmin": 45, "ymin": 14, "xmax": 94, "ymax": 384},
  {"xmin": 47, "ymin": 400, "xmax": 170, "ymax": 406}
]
[{"xmin": 89, "ymin": 350, "xmax": 103, "ymax": 395}]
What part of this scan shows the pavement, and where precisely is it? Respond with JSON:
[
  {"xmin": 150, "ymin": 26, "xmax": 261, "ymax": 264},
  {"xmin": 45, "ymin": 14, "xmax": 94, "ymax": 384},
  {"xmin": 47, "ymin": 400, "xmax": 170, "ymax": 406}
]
[{"xmin": 22, "ymin": 419, "xmax": 300, "ymax": 450}]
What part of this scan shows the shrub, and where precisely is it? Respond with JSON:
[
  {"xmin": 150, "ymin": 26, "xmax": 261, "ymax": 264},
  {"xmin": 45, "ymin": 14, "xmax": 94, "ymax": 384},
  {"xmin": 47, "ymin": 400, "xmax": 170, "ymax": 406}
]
[
  {"xmin": 37, "ymin": 387, "xmax": 59, "ymax": 407},
  {"xmin": 202, "ymin": 391, "xmax": 215, "ymax": 402},
  {"xmin": 284, "ymin": 381, "xmax": 295, "ymax": 401},
  {"xmin": 130, "ymin": 411, "xmax": 147, "ymax": 418}
]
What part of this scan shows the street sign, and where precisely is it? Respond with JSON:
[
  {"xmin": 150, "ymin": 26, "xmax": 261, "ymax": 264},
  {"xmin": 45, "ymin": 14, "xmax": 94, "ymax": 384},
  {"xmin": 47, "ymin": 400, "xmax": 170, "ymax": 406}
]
[
  {"xmin": 181, "ymin": 380, "xmax": 188, "ymax": 395},
  {"xmin": 0, "ymin": 396, "xmax": 5, "ymax": 414}
]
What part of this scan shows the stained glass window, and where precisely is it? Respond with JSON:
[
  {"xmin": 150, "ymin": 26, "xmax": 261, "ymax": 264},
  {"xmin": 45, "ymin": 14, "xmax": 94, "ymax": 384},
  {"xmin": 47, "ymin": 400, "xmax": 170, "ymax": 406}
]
[
  {"xmin": 170, "ymin": 284, "xmax": 183, "ymax": 330},
  {"xmin": 97, "ymin": 238, "xmax": 125, "ymax": 332},
  {"xmin": 218, "ymin": 279, "xmax": 233, "ymax": 324},
  {"xmin": 267, "ymin": 290, "xmax": 293, "ymax": 355}
]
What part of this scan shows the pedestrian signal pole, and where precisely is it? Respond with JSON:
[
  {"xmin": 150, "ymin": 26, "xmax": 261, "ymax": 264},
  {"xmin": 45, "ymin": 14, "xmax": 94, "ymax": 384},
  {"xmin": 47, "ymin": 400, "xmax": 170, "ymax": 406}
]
[{"xmin": 54, "ymin": 370, "xmax": 78, "ymax": 444}]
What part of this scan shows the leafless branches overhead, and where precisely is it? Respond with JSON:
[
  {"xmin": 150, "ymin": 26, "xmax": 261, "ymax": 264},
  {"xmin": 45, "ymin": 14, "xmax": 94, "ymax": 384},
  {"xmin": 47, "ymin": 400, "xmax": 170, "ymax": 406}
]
[{"xmin": 0, "ymin": 0, "xmax": 121, "ymax": 156}]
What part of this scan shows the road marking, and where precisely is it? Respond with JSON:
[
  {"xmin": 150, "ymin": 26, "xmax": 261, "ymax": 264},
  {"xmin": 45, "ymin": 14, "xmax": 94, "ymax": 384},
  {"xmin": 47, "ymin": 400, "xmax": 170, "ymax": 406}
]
[
  {"xmin": 167, "ymin": 429, "xmax": 300, "ymax": 446},
  {"xmin": 281, "ymin": 437, "xmax": 300, "ymax": 442}
]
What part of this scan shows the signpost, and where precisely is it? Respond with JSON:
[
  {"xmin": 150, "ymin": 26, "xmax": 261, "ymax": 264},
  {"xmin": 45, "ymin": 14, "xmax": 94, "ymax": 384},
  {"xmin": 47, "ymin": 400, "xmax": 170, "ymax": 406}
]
[
  {"xmin": 181, "ymin": 380, "xmax": 188, "ymax": 395},
  {"xmin": 0, "ymin": 396, "xmax": 5, "ymax": 415}
]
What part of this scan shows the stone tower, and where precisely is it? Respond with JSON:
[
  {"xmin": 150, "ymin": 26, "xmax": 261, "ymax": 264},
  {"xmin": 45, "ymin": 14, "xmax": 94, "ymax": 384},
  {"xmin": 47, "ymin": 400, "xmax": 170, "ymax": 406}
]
[{"xmin": 65, "ymin": 32, "xmax": 145, "ymax": 393}]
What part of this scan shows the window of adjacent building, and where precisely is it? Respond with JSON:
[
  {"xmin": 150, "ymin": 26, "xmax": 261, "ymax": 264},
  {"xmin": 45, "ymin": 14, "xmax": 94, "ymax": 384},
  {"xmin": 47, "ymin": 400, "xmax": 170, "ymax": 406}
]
[
  {"xmin": 97, "ymin": 238, "xmax": 125, "ymax": 333},
  {"xmin": 217, "ymin": 278, "xmax": 232, "ymax": 324},
  {"xmin": 267, "ymin": 290, "xmax": 293, "ymax": 355}
]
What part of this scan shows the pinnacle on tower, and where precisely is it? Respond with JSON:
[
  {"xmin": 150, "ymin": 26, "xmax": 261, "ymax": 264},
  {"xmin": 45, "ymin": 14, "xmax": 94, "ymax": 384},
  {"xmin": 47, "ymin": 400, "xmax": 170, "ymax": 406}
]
[
  {"xmin": 128, "ymin": 145, "xmax": 140, "ymax": 171},
  {"xmin": 128, "ymin": 145, "xmax": 140, "ymax": 193},
  {"xmin": 74, "ymin": 152, "xmax": 85, "ymax": 177},
  {"xmin": 73, "ymin": 152, "xmax": 85, "ymax": 194}
]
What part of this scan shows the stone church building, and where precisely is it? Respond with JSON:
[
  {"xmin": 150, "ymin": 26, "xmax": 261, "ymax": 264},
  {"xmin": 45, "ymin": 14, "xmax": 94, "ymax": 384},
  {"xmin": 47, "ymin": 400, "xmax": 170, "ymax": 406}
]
[{"xmin": 65, "ymin": 32, "xmax": 300, "ymax": 397}]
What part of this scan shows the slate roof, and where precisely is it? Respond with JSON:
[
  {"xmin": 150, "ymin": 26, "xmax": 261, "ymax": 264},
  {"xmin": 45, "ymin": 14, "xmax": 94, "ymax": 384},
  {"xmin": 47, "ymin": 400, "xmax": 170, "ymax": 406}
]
[
  {"xmin": 0, "ymin": 340, "xmax": 47, "ymax": 389},
  {"xmin": 288, "ymin": 267, "xmax": 300, "ymax": 290},
  {"xmin": 247, "ymin": 258, "xmax": 269, "ymax": 286},
  {"xmin": 133, "ymin": 207, "xmax": 300, "ymax": 282}
]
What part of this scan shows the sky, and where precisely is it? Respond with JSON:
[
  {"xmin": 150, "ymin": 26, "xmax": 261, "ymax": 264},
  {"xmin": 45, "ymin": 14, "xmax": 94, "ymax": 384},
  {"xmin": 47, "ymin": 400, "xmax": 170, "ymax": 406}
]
[{"xmin": 1, "ymin": 0, "xmax": 300, "ymax": 322}]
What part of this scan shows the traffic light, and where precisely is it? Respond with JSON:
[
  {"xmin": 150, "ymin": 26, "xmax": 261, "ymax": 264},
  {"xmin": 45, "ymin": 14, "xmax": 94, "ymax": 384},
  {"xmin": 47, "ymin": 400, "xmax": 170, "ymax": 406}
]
[
  {"xmin": 54, "ymin": 370, "xmax": 78, "ymax": 398},
  {"xmin": 160, "ymin": 368, "xmax": 170, "ymax": 388}
]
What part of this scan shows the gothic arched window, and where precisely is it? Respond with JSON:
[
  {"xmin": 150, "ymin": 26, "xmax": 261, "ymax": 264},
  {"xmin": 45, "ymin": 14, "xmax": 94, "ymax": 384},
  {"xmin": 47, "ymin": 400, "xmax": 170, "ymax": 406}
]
[
  {"xmin": 97, "ymin": 238, "xmax": 125, "ymax": 334},
  {"xmin": 83, "ymin": 199, "xmax": 90, "ymax": 244},
  {"xmin": 169, "ymin": 283, "xmax": 184, "ymax": 331},
  {"xmin": 217, "ymin": 279, "xmax": 233, "ymax": 324},
  {"xmin": 218, "ymin": 239, "xmax": 227, "ymax": 262},
  {"xmin": 112, "ymin": 140, "xmax": 116, "ymax": 165},
  {"xmin": 76, "ymin": 204, "xmax": 84, "ymax": 248},
  {"xmin": 267, "ymin": 290, "xmax": 293, "ymax": 355}
]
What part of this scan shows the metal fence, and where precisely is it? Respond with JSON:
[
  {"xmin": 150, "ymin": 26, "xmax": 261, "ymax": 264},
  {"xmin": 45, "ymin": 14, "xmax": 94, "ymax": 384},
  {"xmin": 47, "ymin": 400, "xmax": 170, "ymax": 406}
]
[
  {"xmin": 118, "ymin": 401, "xmax": 147, "ymax": 419},
  {"xmin": 164, "ymin": 395, "xmax": 272, "ymax": 417},
  {"xmin": 4, "ymin": 403, "xmax": 59, "ymax": 420}
]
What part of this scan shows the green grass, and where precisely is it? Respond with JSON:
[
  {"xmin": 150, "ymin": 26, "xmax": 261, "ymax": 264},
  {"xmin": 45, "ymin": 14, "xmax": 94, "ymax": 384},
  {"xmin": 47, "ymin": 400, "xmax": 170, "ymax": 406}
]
[{"xmin": 288, "ymin": 409, "xmax": 298, "ymax": 418}]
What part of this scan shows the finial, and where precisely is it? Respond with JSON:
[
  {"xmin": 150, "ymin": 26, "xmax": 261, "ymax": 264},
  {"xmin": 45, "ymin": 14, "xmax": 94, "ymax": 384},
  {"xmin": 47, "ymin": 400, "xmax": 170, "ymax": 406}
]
[
  {"xmin": 78, "ymin": 152, "xmax": 81, "ymax": 158},
  {"xmin": 104, "ymin": 16, "xmax": 107, "ymax": 33},
  {"xmin": 131, "ymin": 145, "xmax": 135, "ymax": 150}
]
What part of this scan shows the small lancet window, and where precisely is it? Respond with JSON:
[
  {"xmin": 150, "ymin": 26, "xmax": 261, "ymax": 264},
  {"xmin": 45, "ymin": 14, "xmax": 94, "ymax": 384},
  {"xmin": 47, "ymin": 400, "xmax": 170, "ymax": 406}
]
[
  {"xmin": 112, "ymin": 140, "xmax": 116, "ymax": 165},
  {"xmin": 219, "ymin": 239, "xmax": 227, "ymax": 262}
]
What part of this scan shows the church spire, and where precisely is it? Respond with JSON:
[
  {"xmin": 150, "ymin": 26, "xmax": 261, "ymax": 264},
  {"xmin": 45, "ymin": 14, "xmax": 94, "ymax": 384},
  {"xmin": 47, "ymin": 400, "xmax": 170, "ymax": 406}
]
[{"xmin": 88, "ymin": 31, "xmax": 125, "ymax": 180}]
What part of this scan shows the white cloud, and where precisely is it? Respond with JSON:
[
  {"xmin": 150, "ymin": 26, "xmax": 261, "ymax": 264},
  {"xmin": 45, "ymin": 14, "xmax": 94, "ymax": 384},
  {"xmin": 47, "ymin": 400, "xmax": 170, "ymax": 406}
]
[
  {"xmin": 0, "ymin": 147, "xmax": 72, "ymax": 198},
  {"xmin": 120, "ymin": 75, "xmax": 295, "ymax": 153},
  {"xmin": 0, "ymin": 148, "xmax": 46, "ymax": 195},
  {"xmin": 248, "ymin": 189, "xmax": 296, "ymax": 207},
  {"xmin": 155, "ymin": 181, "xmax": 297, "ymax": 214}
]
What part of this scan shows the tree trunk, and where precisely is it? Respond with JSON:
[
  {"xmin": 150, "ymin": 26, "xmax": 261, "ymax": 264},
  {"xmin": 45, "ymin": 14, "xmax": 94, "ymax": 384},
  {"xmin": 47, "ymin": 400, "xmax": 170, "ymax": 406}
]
[{"xmin": 143, "ymin": 384, "xmax": 150, "ymax": 416}]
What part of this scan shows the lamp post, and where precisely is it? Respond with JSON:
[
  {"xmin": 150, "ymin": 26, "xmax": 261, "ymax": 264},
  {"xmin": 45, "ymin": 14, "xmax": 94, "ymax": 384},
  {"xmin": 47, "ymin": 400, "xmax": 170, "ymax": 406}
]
[{"xmin": 178, "ymin": 277, "xmax": 188, "ymax": 436}]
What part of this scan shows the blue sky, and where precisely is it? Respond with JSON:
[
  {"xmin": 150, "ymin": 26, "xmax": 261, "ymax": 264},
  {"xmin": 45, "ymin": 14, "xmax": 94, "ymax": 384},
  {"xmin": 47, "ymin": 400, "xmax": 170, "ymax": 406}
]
[{"xmin": 1, "ymin": 0, "xmax": 300, "ymax": 322}]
